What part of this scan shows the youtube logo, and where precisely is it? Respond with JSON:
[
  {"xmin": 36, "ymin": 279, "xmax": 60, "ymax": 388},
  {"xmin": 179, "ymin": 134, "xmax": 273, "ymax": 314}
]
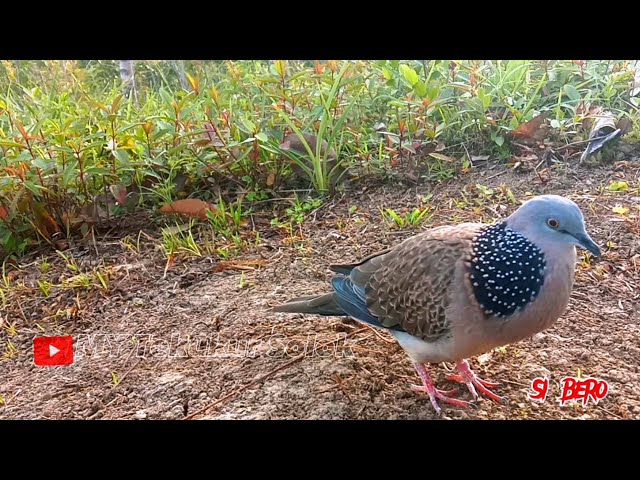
[{"xmin": 33, "ymin": 336, "xmax": 74, "ymax": 366}]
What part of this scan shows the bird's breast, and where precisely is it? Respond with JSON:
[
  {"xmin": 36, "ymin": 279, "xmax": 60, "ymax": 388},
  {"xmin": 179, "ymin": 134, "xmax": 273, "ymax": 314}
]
[{"xmin": 446, "ymin": 244, "xmax": 577, "ymax": 360}]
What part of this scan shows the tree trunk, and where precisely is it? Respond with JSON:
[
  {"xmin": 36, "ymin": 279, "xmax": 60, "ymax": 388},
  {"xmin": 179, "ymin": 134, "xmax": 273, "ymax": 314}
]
[
  {"xmin": 119, "ymin": 60, "xmax": 138, "ymax": 102},
  {"xmin": 172, "ymin": 60, "xmax": 189, "ymax": 90}
]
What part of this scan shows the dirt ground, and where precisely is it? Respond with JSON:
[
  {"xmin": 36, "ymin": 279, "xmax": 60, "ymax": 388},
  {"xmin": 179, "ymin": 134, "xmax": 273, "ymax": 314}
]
[{"xmin": 1, "ymin": 156, "xmax": 640, "ymax": 420}]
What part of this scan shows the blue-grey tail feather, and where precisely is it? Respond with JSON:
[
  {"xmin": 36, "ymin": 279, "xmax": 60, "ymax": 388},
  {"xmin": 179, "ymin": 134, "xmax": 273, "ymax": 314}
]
[
  {"xmin": 272, "ymin": 292, "xmax": 344, "ymax": 316},
  {"xmin": 330, "ymin": 276, "xmax": 381, "ymax": 327},
  {"xmin": 274, "ymin": 274, "xmax": 395, "ymax": 331}
]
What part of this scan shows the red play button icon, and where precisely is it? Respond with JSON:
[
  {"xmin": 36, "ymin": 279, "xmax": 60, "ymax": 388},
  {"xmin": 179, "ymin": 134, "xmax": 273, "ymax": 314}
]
[{"xmin": 33, "ymin": 336, "xmax": 74, "ymax": 366}]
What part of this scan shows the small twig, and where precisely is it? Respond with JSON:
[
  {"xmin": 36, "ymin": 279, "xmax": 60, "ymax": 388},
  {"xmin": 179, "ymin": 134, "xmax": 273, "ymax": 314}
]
[
  {"xmin": 3, "ymin": 388, "xmax": 22, "ymax": 406},
  {"xmin": 499, "ymin": 378, "xmax": 529, "ymax": 388},
  {"xmin": 486, "ymin": 170, "xmax": 508, "ymax": 181},
  {"xmin": 14, "ymin": 297, "xmax": 28, "ymax": 322},
  {"xmin": 596, "ymin": 405, "xmax": 623, "ymax": 420},
  {"xmin": 113, "ymin": 358, "xmax": 142, "ymax": 389},
  {"xmin": 553, "ymin": 138, "xmax": 595, "ymax": 152},
  {"xmin": 184, "ymin": 327, "xmax": 367, "ymax": 420},
  {"xmin": 364, "ymin": 324, "xmax": 396, "ymax": 344},
  {"xmin": 184, "ymin": 355, "xmax": 304, "ymax": 420},
  {"xmin": 462, "ymin": 143, "xmax": 473, "ymax": 167}
]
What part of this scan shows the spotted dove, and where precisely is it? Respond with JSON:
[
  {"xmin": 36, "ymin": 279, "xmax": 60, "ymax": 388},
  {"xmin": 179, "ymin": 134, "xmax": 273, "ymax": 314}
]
[{"xmin": 273, "ymin": 195, "xmax": 601, "ymax": 413}]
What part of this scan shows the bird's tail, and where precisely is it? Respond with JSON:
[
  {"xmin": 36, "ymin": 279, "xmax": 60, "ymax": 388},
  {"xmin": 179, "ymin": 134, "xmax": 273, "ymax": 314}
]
[{"xmin": 272, "ymin": 293, "xmax": 344, "ymax": 316}]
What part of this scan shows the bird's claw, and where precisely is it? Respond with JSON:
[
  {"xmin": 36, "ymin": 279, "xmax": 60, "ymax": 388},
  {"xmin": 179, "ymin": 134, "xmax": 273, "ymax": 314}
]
[
  {"xmin": 447, "ymin": 360, "xmax": 504, "ymax": 404},
  {"xmin": 446, "ymin": 373, "xmax": 500, "ymax": 389},
  {"xmin": 411, "ymin": 384, "xmax": 471, "ymax": 412},
  {"xmin": 411, "ymin": 384, "xmax": 460, "ymax": 397}
]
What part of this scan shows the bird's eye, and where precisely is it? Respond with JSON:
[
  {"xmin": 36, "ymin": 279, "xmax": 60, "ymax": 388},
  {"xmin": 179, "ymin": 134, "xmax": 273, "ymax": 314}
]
[{"xmin": 547, "ymin": 218, "xmax": 560, "ymax": 228}]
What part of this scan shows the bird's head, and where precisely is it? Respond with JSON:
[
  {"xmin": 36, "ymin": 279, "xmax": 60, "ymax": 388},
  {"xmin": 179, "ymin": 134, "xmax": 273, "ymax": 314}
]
[{"xmin": 506, "ymin": 194, "xmax": 601, "ymax": 257}]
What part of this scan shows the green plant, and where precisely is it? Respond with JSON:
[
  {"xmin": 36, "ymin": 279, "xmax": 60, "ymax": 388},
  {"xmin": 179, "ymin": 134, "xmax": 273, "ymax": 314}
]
[
  {"xmin": 279, "ymin": 63, "xmax": 356, "ymax": 193},
  {"xmin": 161, "ymin": 222, "xmax": 202, "ymax": 258},
  {"xmin": 2, "ymin": 60, "xmax": 640, "ymax": 259},
  {"xmin": 37, "ymin": 279, "xmax": 53, "ymax": 296},
  {"xmin": 285, "ymin": 196, "xmax": 323, "ymax": 224},
  {"xmin": 381, "ymin": 206, "xmax": 433, "ymax": 229}
]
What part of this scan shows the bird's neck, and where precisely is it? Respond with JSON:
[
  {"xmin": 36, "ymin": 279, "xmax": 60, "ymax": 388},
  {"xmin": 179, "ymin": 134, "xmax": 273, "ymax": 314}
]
[{"xmin": 541, "ymin": 241, "xmax": 577, "ymax": 291}]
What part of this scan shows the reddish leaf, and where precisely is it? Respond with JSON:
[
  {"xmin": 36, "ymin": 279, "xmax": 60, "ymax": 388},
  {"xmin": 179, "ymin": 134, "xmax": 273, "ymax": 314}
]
[
  {"xmin": 15, "ymin": 120, "xmax": 28, "ymax": 140},
  {"xmin": 509, "ymin": 115, "xmax": 546, "ymax": 139},
  {"xmin": 0, "ymin": 204, "xmax": 7, "ymax": 220},
  {"xmin": 111, "ymin": 94, "xmax": 124, "ymax": 114},
  {"xmin": 159, "ymin": 199, "xmax": 218, "ymax": 220},
  {"xmin": 31, "ymin": 202, "xmax": 61, "ymax": 240},
  {"xmin": 4, "ymin": 163, "xmax": 29, "ymax": 180},
  {"xmin": 142, "ymin": 121, "xmax": 154, "ymax": 135}
]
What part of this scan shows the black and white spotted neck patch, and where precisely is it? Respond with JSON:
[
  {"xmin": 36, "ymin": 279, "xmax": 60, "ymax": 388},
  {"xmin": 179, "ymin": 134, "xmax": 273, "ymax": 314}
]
[{"xmin": 468, "ymin": 222, "xmax": 546, "ymax": 318}]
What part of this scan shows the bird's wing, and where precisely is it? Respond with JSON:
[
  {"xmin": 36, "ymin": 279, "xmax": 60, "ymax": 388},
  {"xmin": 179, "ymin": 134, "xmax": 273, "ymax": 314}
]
[{"xmin": 330, "ymin": 224, "xmax": 483, "ymax": 341}]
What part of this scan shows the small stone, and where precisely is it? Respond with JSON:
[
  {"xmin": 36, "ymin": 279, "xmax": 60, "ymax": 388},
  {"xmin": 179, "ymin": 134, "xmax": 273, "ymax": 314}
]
[{"xmin": 133, "ymin": 410, "xmax": 147, "ymax": 420}]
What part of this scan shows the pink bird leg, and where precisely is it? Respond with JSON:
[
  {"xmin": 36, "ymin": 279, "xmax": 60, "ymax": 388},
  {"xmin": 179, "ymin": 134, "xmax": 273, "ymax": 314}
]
[
  {"xmin": 446, "ymin": 359, "xmax": 503, "ymax": 403},
  {"xmin": 411, "ymin": 363, "xmax": 471, "ymax": 414}
]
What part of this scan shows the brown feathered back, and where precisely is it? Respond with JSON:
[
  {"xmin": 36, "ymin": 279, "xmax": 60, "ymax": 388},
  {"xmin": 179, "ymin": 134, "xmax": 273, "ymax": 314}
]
[{"xmin": 338, "ymin": 224, "xmax": 483, "ymax": 341}]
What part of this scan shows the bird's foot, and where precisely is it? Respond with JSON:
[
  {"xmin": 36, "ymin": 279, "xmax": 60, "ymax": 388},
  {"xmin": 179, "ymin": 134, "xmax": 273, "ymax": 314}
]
[
  {"xmin": 412, "ymin": 363, "xmax": 472, "ymax": 414},
  {"xmin": 446, "ymin": 359, "xmax": 503, "ymax": 404}
]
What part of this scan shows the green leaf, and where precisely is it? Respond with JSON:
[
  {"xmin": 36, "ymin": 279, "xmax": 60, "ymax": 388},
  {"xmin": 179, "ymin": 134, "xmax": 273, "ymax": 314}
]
[
  {"xmin": 0, "ymin": 140, "xmax": 24, "ymax": 148},
  {"xmin": 273, "ymin": 60, "xmax": 287, "ymax": 78},
  {"xmin": 607, "ymin": 180, "xmax": 629, "ymax": 192},
  {"xmin": 155, "ymin": 120, "xmax": 174, "ymax": 137},
  {"xmin": 426, "ymin": 86, "xmax": 440, "ymax": 102},
  {"xmin": 159, "ymin": 88, "xmax": 174, "ymax": 106},
  {"xmin": 400, "ymin": 64, "xmax": 420, "ymax": 86},
  {"xmin": 414, "ymin": 80, "xmax": 427, "ymax": 98},
  {"xmin": 113, "ymin": 149, "xmax": 130, "ymax": 166},
  {"xmin": 255, "ymin": 132, "xmax": 268, "ymax": 142},
  {"xmin": 612, "ymin": 206, "xmax": 629, "ymax": 215},
  {"xmin": 494, "ymin": 135, "xmax": 504, "ymax": 147},
  {"xmin": 239, "ymin": 116, "xmax": 256, "ymax": 133},
  {"xmin": 23, "ymin": 181, "xmax": 46, "ymax": 194},
  {"xmin": 62, "ymin": 160, "xmax": 79, "ymax": 187},
  {"xmin": 476, "ymin": 88, "xmax": 491, "ymax": 110},
  {"xmin": 563, "ymin": 84, "xmax": 581, "ymax": 102},
  {"xmin": 84, "ymin": 166, "xmax": 112, "ymax": 176},
  {"xmin": 32, "ymin": 158, "xmax": 51, "ymax": 170},
  {"xmin": 387, "ymin": 100, "xmax": 406, "ymax": 108}
]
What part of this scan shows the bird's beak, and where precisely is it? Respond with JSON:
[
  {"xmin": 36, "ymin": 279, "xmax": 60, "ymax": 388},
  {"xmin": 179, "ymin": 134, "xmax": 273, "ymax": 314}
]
[{"xmin": 571, "ymin": 231, "xmax": 601, "ymax": 257}]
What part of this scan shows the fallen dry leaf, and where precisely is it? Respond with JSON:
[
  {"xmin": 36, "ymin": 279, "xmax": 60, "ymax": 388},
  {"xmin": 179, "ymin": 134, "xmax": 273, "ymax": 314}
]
[
  {"xmin": 266, "ymin": 172, "xmax": 276, "ymax": 187},
  {"xmin": 428, "ymin": 152, "xmax": 456, "ymax": 162},
  {"xmin": 212, "ymin": 260, "xmax": 267, "ymax": 273},
  {"xmin": 509, "ymin": 115, "xmax": 546, "ymax": 139},
  {"xmin": 617, "ymin": 118, "xmax": 633, "ymax": 136},
  {"xmin": 159, "ymin": 199, "xmax": 218, "ymax": 220}
]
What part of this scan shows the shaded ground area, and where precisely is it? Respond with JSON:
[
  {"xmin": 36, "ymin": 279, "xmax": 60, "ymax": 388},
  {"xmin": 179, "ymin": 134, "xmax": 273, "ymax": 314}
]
[{"xmin": 1, "ymin": 159, "xmax": 640, "ymax": 420}]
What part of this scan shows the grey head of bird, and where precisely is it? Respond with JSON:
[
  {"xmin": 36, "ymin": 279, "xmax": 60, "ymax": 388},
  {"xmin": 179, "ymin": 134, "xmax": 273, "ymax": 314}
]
[{"xmin": 504, "ymin": 194, "xmax": 601, "ymax": 257}]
